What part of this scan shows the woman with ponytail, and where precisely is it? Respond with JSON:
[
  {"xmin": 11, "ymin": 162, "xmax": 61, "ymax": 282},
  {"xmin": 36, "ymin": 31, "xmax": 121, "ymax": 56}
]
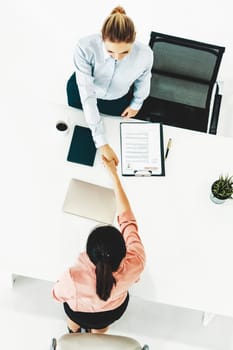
[
  {"xmin": 67, "ymin": 6, "xmax": 153, "ymax": 166},
  {"xmin": 52, "ymin": 156, "xmax": 145, "ymax": 333}
]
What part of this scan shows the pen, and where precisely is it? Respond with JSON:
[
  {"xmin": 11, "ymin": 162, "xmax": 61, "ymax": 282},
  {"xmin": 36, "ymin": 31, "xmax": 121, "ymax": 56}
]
[{"xmin": 165, "ymin": 138, "xmax": 172, "ymax": 159}]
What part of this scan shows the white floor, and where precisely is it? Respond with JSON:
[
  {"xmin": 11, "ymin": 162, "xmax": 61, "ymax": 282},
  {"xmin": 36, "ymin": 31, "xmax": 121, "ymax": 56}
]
[
  {"xmin": 0, "ymin": 275, "xmax": 233, "ymax": 350},
  {"xmin": 1, "ymin": 1, "xmax": 233, "ymax": 349}
]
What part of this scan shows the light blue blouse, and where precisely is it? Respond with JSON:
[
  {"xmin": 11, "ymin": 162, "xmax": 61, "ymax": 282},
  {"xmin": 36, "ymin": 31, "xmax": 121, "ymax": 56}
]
[{"xmin": 74, "ymin": 34, "xmax": 153, "ymax": 147}]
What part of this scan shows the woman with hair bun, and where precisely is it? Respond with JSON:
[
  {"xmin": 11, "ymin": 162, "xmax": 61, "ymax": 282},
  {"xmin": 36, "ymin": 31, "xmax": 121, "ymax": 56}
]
[
  {"xmin": 52, "ymin": 155, "xmax": 145, "ymax": 333},
  {"xmin": 67, "ymin": 6, "xmax": 153, "ymax": 166}
]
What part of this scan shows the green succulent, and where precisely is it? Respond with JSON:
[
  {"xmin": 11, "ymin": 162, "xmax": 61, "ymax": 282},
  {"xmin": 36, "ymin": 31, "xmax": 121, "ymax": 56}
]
[{"xmin": 212, "ymin": 175, "xmax": 233, "ymax": 200}]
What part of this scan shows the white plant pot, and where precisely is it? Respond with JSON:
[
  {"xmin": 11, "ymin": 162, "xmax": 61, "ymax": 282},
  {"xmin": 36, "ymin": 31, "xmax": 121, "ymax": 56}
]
[{"xmin": 210, "ymin": 192, "xmax": 226, "ymax": 204}]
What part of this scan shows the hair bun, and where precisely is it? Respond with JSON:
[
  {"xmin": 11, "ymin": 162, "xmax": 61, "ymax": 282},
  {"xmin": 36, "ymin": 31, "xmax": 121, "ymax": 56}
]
[{"xmin": 111, "ymin": 6, "xmax": 126, "ymax": 15}]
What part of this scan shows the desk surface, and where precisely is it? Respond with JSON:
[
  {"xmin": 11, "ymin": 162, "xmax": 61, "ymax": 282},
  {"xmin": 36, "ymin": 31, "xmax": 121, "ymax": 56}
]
[{"xmin": 1, "ymin": 101, "xmax": 233, "ymax": 318}]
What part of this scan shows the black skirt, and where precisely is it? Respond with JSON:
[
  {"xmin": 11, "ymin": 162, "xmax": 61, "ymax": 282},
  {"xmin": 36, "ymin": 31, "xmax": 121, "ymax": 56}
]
[{"xmin": 63, "ymin": 293, "xmax": 129, "ymax": 329}]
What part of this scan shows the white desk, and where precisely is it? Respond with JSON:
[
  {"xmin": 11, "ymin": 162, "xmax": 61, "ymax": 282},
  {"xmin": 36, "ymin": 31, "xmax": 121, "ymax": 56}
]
[{"xmin": 1, "ymin": 101, "xmax": 233, "ymax": 320}]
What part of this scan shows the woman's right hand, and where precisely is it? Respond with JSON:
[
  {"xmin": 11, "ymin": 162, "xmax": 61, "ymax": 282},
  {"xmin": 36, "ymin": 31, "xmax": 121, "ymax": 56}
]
[{"xmin": 99, "ymin": 144, "xmax": 119, "ymax": 166}]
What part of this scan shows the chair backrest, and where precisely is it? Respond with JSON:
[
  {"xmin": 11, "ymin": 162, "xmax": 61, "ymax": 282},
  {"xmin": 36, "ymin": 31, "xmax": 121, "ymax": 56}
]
[
  {"xmin": 149, "ymin": 32, "xmax": 225, "ymax": 109},
  {"xmin": 56, "ymin": 333, "xmax": 145, "ymax": 350}
]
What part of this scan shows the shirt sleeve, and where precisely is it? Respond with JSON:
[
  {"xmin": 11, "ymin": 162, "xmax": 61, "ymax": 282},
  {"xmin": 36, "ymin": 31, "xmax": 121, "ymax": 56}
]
[
  {"xmin": 117, "ymin": 209, "xmax": 145, "ymax": 279},
  {"xmin": 73, "ymin": 44, "xmax": 107, "ymax": 148},
  {"xmin": 130, "ymin": 48, "xmax": 154, "ymax": 111},
  {"xmin": 52, "ymin": 269, "xmax": 76, "ymax": 303}
]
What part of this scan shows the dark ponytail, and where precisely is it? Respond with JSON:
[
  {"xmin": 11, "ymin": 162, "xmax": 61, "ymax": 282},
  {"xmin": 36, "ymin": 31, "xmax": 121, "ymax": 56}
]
[
  {"xmin": 96, "ymin": 260, "xmax": 116, "ymax": 301},
  {"xmin": 86, "ymin": 226, "xmax": 126, "ymax": 301}
]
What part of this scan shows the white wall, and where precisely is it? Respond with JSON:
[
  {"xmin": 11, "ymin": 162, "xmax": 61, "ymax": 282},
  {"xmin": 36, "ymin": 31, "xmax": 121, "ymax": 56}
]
[{"xmin": 1, "ymin": 0, "xmax": 233, "ymax": 136}]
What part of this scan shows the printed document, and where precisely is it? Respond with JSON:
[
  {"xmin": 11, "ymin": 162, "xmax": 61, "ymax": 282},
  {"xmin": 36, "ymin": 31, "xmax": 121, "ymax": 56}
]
[{"xmin": 120, "ymin": 122, "xmax": 165, "ymax": 176}]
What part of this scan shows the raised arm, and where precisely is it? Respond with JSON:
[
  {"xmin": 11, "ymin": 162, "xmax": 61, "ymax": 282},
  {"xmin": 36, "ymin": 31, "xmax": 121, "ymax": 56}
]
[{"xmin": 102, "ymin": 156, "xmax": 130, "ymax": 214}]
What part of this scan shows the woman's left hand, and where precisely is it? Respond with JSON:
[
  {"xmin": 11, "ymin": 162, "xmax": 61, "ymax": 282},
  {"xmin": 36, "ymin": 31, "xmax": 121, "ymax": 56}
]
[{"xmin": 121, "ymin": 106, "xmax": 139, "ymax": 118}]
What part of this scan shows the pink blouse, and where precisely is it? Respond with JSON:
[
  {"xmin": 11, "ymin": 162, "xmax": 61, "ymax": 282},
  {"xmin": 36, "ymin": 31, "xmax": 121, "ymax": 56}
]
[{"xmin": 52, "ymin": 209, "xmax": 145, "ymax": 312}]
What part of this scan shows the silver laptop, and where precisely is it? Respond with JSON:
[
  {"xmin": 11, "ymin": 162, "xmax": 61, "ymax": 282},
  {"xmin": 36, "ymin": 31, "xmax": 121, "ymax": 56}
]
[{"xmin": 63, "ymin": 179, "xmax": 116, "ymax": 224}]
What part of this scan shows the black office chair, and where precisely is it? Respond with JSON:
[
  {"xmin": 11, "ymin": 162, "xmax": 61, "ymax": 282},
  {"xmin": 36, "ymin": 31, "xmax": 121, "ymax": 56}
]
[
  {"xmin": 137, "ymin": 32, "xmax": 225, "ymax": 134},
  {"xmin": 50, "ymin": 333, "xmax": 149, "ymax": 350}
]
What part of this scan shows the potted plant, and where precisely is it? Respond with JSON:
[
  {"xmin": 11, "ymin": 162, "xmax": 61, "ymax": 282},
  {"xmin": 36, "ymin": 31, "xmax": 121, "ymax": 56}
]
[{"xmin": 210, "ymin": 175, "xmax": 233, "ymax": 204}]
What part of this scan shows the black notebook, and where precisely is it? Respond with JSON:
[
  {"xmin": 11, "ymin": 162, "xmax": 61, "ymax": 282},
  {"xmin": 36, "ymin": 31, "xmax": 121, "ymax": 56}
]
[{"xmin": 67, "ymin": 125, "xmax": 97, "ymax": 166}]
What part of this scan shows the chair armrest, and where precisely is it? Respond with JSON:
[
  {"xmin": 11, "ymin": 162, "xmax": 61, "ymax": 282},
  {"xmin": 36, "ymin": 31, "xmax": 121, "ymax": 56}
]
[
  {"xmin": 209, "ymin": 83, "xmax": 222, "ymax": 135},
  {"xmin": 56, "ymin": 333, "xmax": 143, "ymax": 349}
]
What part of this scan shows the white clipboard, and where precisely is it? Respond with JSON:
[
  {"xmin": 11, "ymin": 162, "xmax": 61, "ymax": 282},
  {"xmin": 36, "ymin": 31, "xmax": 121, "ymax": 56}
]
[{"xmin": 120, "ymin": 122, "xmax": 165, "ymax": 176}]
